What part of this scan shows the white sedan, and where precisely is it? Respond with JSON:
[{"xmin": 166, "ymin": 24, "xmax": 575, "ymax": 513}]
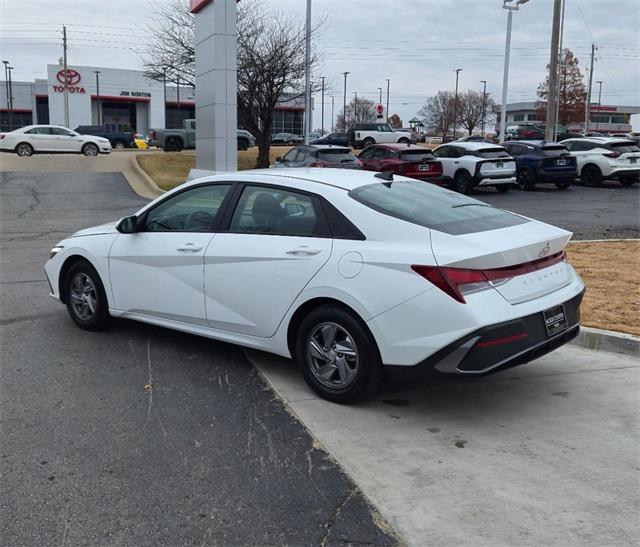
[
  {"xmin": 0, "ymin": 124, "xmax": 111, "ymax": 156},
  {"xmin": 45, "ymin": 169, "xmax": 585, "ymax": 403}
]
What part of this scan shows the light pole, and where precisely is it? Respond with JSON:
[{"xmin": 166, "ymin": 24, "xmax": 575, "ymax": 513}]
[
  {"xmin": 320, "ymin": 76, "xmax": 325, "ymax": 135},
  {"xmin": 453, "ymin": 68, "xmax": 462, "ymax": 139},
  {"xmin": 330, "ymin": 95, "xmax": 335, "ymax": 132},
  {"xmin": 377, "ymin": 87, "xmax": 382, "ymax": 104},
  {"xmin": 303, "ymin": 0, "xmax": 312, "ymax": 143},
  {"xmin": 480, "ymin": 80, "xmax": 487, "ymax": 137},
  {"xmin": 2, "ymin": 60, "xmax": 9, "ymax": 131},
  {"xmin": 385, "ymin": 78, "xmax": 390, "ymax": 123},
  {"xmin": 499, "ymin": 0, "xmax": 529, "ymax": 143},
  {"xmin": 7, "ymin": 65, "xmax": 14, "ymax": 131},
  {"xmin": 342, "ymin": 72, "xmax": 349, "ymax": 131},
  {"xmin": 595, "ymin": 80, "xmax": 603, "ymax": 132},
  {"xmin": 94, "ymin": 71, "xmax": 101, "ymax": 125}
]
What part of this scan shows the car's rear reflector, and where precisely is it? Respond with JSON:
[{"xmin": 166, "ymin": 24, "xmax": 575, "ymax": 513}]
[
  {"xmin": 411, "ymin": 251, "xmax": 565, "ymax": 303},
  {"xmin": 476, "ymin": 332, "xmax": 528, "ymax": 348}
]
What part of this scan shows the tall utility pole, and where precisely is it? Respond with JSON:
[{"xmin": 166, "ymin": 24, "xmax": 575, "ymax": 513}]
[
  {"xmin": 162, "ymin": 69, "xmax": 167, "ymax": 123},
  {"xmin": 480, "ymin": 80, "xmax": 487, "ymax": 137},
  {"xmin": 453, "ymin": 68, "xmax": 462, "ymax": 139},
  {"xmin": 303, "ymin": 0, "xmax": 312, "ymax": 144},
  {"xmin": 552, "ymin": 0, "xmax": 566, "ymax": 141},
  {"xmin": 320, "ymin": 76, "xmax": 325, "ymax": 135},
  {"xmin": 62, "ymin": 25, "xmax": 69, "ymax": 128},
  {"xmin": 2, "ymin": 60, "xmax": 9, "ymax": 130},
  {"xmin": 342, "ymin": 72, "xmax": 349, "ymax": 130},
  {"xmin": 7, "ymin": 65, "xmax": 14, "ymax": 131},
  {"xmin": 176, "ymin": 73, "xmax": 180, "ymax": 128},
  {"xmin": 94, "ymin": 71, "xmax": 101, "ymax": 125},
  {"xmin": 545, "ymin": 0, "xmax": 562, "ymax": 142},
  {"xmin": 330, "ymin": 95, "xmax": 334, "ymax": 132},
  {"xmin": 385, "ymin": 78, "xmax": 390, "ymax": 122},
  {"xmin": 584, "ymin": 43, "xmax": 596, "ymax": 134}
]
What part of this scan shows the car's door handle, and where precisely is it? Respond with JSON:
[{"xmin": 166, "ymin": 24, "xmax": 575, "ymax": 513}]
[
  {"xmin": 286, "ymin": 247, "xmax": 322, "ymax": 256},
  {"xmin": 177, "ymin": 243, "xmax": 204, "ymax": 252}
]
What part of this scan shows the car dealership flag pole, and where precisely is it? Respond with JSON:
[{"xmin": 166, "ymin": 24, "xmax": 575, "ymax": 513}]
[
  {"xmin": 62, "ymin": 25, "xmax": 69, "ymax": 128},
  {"xmin": 304, "ymin": 0, "xmax": 312, "ymax": 144}
]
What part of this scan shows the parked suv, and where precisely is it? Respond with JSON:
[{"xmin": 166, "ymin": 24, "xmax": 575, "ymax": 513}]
[
  {"xmin": 348, "ymin": 123, "xmax": 411, "ymax": 149},
  {"xmin": 432, "ymin": 142, "xmax": 516, "ymax": 193},
  {"xmin": 273, "ymin": 145, "xmax": 362, "ymax": 169},
  {"xmin": 562, "ymin": 137, "xmax": 640, "ymax": 186},
  {"xmin": 74, "ymin": 125, "xmax": 133, "ymax": 149},
  {"xmin": 358, "ymin": 144, "xmax": 442, "ymax": 184},
  {"xmin": 502, "ymin": 140, "xmax": 577, "ymax": 190},
  {"xmin": 505, "ymin": 123, "xmax": 582, "ymax": 142}
]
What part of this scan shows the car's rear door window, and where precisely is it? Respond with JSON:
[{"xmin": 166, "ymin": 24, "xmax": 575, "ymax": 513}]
[
  {"xmin": 317, "ymin": 149, "xmax": 357, "ymax": 163},
  {"xmin": 608, "ymin": 142, "xmax": 640, "ymax": 154},
  {"xmin": 349, "ymin": 180, "xmax": 528, "ymax": 235},
  {"xmin": 399, "ymin": 150, "xmax": 435, "ymax": 161},
  {"xmin": 541, "ymin": 145, "xmax": 569, "ymax": 157},
  {"xmin": 475, "ymin": 147, "xmax": 511, "ymax": 159}
]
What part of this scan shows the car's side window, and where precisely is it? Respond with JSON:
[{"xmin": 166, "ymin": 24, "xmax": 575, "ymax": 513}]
[
  {"xmin": 50, "ymin": 127, "xmax": 74, "ymax": 136},
  {"xmin": 229, "ymin": 185, "xmax": 326, "ymax": 237},
  {"xmin": 25, "ymin": 127, "xmax": 50, "ymax": 135},
  {"xmin": 433, "ymin": 146, "xmax": 448, "ymax": 158},
  {"xmin": 282, "ymin": 148, "xmax": 299, "ymax": 162},
  {"xmin": 297, "ymin": 149, "xmax": 309, "ymax": 162},
  {"xmin": 143, "ymin": 184, "xmax": 232, "ymax": 232},
  {"xmin": 358, "ymin": 147, "xmax": 374, "ymax": 159}
]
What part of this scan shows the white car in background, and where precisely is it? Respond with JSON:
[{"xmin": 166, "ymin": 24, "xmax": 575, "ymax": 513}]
[
  {"xmin": 562, "ymin": 137, "xmax": 640, "ymax": 186},
  {"xmin": 44, "ymin": 169, "xmax": 585, "ymax": 404},
  {"xmin": 0, "ymin": 125, "xmax": 112, "ymax": 157},
  {"xmin": 432, "ymin": 141, "xmax": 516, "ymax": 193}
]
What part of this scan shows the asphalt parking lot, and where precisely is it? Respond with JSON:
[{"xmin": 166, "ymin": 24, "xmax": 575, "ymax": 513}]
[{"xmin": 0, "ymin": 171, "xmax": 397, "ymax": 546}]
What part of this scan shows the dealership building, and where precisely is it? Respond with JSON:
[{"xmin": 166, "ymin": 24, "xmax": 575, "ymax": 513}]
[{"xmin": 0, "ymin": 62, "xmax": 305, "ymax": 135}]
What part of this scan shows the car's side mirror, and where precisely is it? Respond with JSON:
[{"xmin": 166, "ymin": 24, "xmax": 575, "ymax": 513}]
[{"xmin": 116, "ymin": 215, "xmax": 138, "ymax": 234}]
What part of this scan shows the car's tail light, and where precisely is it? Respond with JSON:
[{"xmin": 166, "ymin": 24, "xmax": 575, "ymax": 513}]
[
  {"xmin": 521, "ymin": 130, "xmax": 536, "ymax": 137},
  {"xmin": 604, "ymin": 151, "xmax": 621, "ymax": 158},
  {"xmin": 411, "ymin": 251, "xmax": 565, "ymax": 304}
]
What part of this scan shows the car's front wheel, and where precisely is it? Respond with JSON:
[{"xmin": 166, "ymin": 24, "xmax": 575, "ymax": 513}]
[
  {"xmin": 453, "ymin": 170, "xmax": 473, "ymax": 194},
  {"xmin": 64, "ymin": 260, "xmax": 112, "ymax": 331},
  {"xmin": 82, "ymin": 143, "xmax": 99, "ymax": 157},
  {"xmin": 295, "ymin": 305, "xmax": 382, "ymax": 404},
  {"xmin": 516, "ymin": 167, "xmax": 536, "ymax": 190},
  {"xmin": 15, "ymin": 143, "xmax": 34, "ymax": 157},
  {"xmin": 581, "ymin": 164, "xmax": 602, "ymax": 187},
  {"xmin": 362, "ymin": 138, "xmax": 375, "ymax": 147}
]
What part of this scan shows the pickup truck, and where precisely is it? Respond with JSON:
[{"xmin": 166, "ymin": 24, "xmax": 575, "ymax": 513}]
[
  {"xmin": 148, "ymin": 119, "xmax": 256, "ymax": 151},
  {"xmin": 74, "ymin": 125, "xmax": 134, "ymax": 149}
]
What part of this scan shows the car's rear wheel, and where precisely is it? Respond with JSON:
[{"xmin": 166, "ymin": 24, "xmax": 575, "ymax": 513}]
[
  {"xmin": 82, "ymin": 143, "xmax": 99, "ymax": 157},
  {"xmin": 16, "ymin": 143, "xmax": 34, "ymax": 157},
  {"xmin": 114, "ymin": 141, "xmax": 126, "ymax": 150},
  {"xmin": 555, "ymin": 180, "xmax": 572, "ymax": 190},
  {"xmin": 238, "ymin": 139, "xmax": 249, "ymax": 151},
  {"xmin": 453, "ymin": 170, "xmax": 473, "ymax": 194},
  {"xmin": 295, "ymin": 305, "xmax": 382, "ymax": 404},
  {"xmin": 398, "ymin": 137, "xmax": 410, "ymax": 144},
  {"xmin": 64, "ymin": 260, "xmax": 111, "ymax": 331},
  {"xmin": 164, "ymin": 138, "xmax": 183, "ymax": 152},
  {"xmin": 495, "ymin": 184, "xmax": 512, "ymax": 193},
  {"xmin": 516, "ymin": 167, "xmax": 536, "ymax": 190},
  {"xmin": 362, "ymin": 137, "xmax": 375, "ymax": 147},
  {"xmin": 581, "ymin": 164, "xmax": 602, "ymax": 187},
  {"xmin": 619, "ymin": 175, "xmax": 638, "ymax": 186}
]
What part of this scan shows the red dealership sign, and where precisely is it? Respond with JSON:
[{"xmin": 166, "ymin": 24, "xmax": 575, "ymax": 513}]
[
  {"xmin": 590, "ymin": 105, "xmax": 617, "ymax": 112},
  {"xmin": 53, "ymin": 69, "xmax": 85, "ymax": 94}
]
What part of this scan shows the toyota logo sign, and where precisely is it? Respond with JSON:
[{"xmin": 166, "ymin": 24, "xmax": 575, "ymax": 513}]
[{"xmin": 56, "ymin": 69, "xmax": 81, "ymax": 85}]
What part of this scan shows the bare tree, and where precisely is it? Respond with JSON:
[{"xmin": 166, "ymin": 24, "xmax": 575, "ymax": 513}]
[
  {"xmin": 335, "ymin": 96, "xmax": 376, "ymax": 131},
  {"xmin": 141, "ymin": 0, "xmax": 321, "ymax": 168},
  {"xmin": 418, "ymin": 91, "xmax": 456, "ymax": 137},
  {"xmin": 459, "ymin": 90, "xmax": 496, "ymax": 135}
]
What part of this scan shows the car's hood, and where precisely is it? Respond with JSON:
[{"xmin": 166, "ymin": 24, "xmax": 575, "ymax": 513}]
[{"xmin": 70, "ymin": 222, "xmax": 118, "ymax": 238}]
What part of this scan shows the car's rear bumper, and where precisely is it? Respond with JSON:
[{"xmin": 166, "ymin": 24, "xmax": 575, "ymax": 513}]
[
  {"xmin": 537, "ymin": 169, "xmax": 577, "ymax": 182},
  {"xmin": 609, "ymin": 167, "xmax": 639, "ymax": 179},
  {"xmin": 383, "ymin": 290, "xmax": 584, "ymax": 378},
  {"xmin": 476, "ymin": 175, "xmax": 516, "ymax": 186}
]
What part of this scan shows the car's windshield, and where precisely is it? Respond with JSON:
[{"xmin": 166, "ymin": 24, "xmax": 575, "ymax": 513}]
[
  {"xmin": 317, "ymin": 150, "xmax": 357, "ymax": 162},
  {"xmin": 349, "ymin": 180, "xmax": 528, "ymax": 235},
  {"xmin": 610, "ymin": 142, "xmax": 640, "ymax": 153},
  {"xmin": 541, "ymin": 145, "xmax": 569, "ymax": 156},
  {"xmin": 475, "ymin": 148, "xmax": 511, "ymax": 159},
  {"xmin": 399, "ymin": 150, "xmax": 434, "ymax": 161}
]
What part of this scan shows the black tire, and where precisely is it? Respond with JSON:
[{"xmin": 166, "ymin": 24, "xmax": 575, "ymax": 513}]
[
  {"xmin": 555, "ymin": 180, "xmax": 572, "ymax": 190},
  {"xmin": 362, "ymin": 137, "xmax": 375, "ymax": 147},
  {"xmin": 295, "ymin": 305, "xmax": 383, "ymax": 404},
  {"xmin": 495, "ymin": 184, "xmax": 512, "ymax": 193},
  {"xmin": 581, "ymin": 164, "xmax": 602, "ymax": 187},
  {"xmin": 238, "ymin": 139, "xmax": 249, "ymax": 151},
  {"xmin": 82, "ymin": 143, "xmax": 99, "ymax": 157},
  {"xmin": 398, "ymin": 137, "xmax": 410, "ymax": 144},
  {"xmin": 453, "ymin": 170, "xmax": 474, "ymax": 194},
  {"xmin": 619, "ymin": 175, "xmax": 638, "ymax": 186},
  {"xmin": 164, "ymin": 138, "xmax": 183, "ymax": 152},
  {"xmin": 113, "ymin": 140, "xmax": 126, "ymax": 150},
  {"xmin": 516, "ymin": 167, "xmax": 536, "ymax": 190},
  {"xmin": 15, "ymin": 142, "xmax": 34, "ymax": 157},
  {"xmin": 64, "ymin": 260, "xmax": 112, "ymax": 331}
]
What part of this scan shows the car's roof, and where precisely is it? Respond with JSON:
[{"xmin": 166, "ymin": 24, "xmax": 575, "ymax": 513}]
[
  {"xmin": 438, "ymin": 141, "xmax": 503, "ymax": 150},
  {"xmin": 506, "ymin": 140, "xmax": 565, "ymax": 147},
  {"xmin": 563, "ymin": 136, "xmax": 633, "ymax": 144},
  {"xmin": 370, "ymin": 143, "xmax": 430, "ymax": 151},
  {"xmin": 15, "ymin": 124, "xmax": 69, "ymax": 132}
]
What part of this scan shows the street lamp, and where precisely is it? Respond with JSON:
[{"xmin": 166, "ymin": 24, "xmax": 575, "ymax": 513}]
[
  {"xmin": 342, "ymin": 71, "xmax": 349, "ymax": 131},
  {"xmin": 303, "ymin": 0, "xmax": 312, "ymax": 144},
  {"xmin": 385, "ymin": 79, "xmax": 390, "ymax": 123},
  {"xmin": 377, "ymin": 87, "xmax": 382, "ymax": 103},
  {"xmin": 7, "ymin": 65, "xmax": 14, "ymax": 131},
  {"xmin": 595, "ymin": 80, "xmax": 603, "ymax": 132},
  {"xmin": 94, "ymin": 70, "xmax": 101, "ymax": 125},
  {"xmin": 453, "ymin": 68, "xmax": 462, "ymax": 139},
  {"xmin": 499, "ymin": 0, "xmax": 529, "ymax": 143},
  {"xmin": 480, "ymin": 80, "xmax": 487, "ymax": 137}
]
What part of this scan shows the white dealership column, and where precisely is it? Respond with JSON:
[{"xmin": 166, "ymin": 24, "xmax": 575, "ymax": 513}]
[{"xmin": 192, "ymin": 0, "xmax": 237, "ymax": 172}]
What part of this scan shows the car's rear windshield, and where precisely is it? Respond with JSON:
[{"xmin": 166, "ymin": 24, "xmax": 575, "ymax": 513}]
[
  {"xmin": 349, "ymin": 180, "xmax": 528, "ymax": 235},
  {"xmin": 541, "ymin": 145, "xmax": 569, "ymax": 156},
  {"xmin": 475, "ymin": 148, "xmax": 511, "ymax": 159},
  {"xmin": 399, "ymin": 150, "xmax": 434, "ymax": 161},
  {"xmin": 610, "ymin": 142, "xmax": 640, "ymax": 153},
  {"xmin": 317, "ymin": 149, "xmax": 357, "ymax": 162}
]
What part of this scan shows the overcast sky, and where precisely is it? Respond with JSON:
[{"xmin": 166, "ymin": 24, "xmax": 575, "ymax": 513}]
[{"xmin": 1, "ymin": 0, "xmax": 638, "ymax": 126}]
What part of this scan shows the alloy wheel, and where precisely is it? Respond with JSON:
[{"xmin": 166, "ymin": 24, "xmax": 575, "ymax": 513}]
[
  {"xmin": 307, "ymin": 322, "xmax": 359, "ymax": 389},
  {"xmin": 70, "ymin": 272, "xmax": 97, "ymax": 321},
  {"xmin": 84, "ymin": 144, "xmax": 99, "ymax": 156},
  {"xmin": 17, "ymin": 144, "xmax": 32, "ymax": 157}
]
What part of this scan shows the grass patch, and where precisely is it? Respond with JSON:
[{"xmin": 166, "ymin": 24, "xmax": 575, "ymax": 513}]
[
  {"xmin": 567, "ymin": 240, "xmax": 639, "ymax": 336},
  {"xmin": 137, "ymin": 147, "xmax": 292, "ymax": 191}
]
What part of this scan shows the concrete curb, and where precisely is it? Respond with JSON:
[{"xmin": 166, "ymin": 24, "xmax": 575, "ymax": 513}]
[
  {"xmin": 128, "ymin": 154, "xmax": 165, "ymax": 198},
  {"xmin": 570, "ymin": 326, "xmax": 639, "ymax": 357}
]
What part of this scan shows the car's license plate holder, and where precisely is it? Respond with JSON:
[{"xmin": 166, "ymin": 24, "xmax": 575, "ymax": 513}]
[
  {"xmin": 419, "ymin": 163, "xmax": 428, "ymax": 171},
  {"xmin": 543, "ymin": 304, "xmax": 568, "ymax": 337},
  {"xmin": 496, "ymin": 161, "xmax": 503, "ymax": 168},
  {"xmin": 556, "ymin": 159, "xmax": 567, "ymax": 166}
]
